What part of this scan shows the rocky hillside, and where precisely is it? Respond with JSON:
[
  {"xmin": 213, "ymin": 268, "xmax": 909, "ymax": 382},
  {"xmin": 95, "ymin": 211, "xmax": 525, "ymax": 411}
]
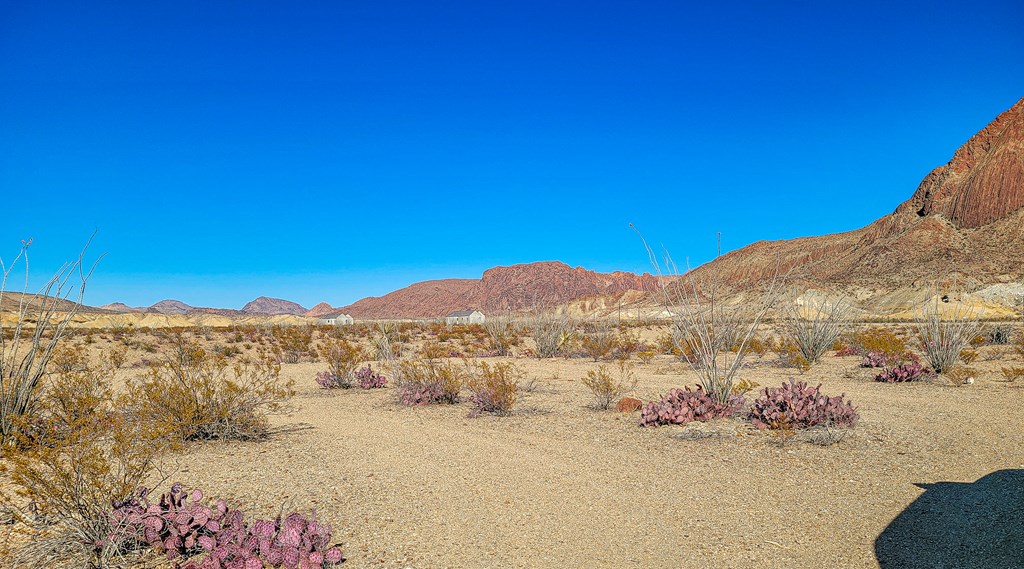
[
  {"xmin": 336, "ymin": 262, "xmax": 659, "ymax": 319},
  {"xmin": 686, "ymin": 96, "xmax": 1024, "ymax": 303},
  {"xmin": 241, "ymin": 296, "xmax": 307, "ymax": 316},
  {"xmin": 305, "ymin": 302, "xmax": 337, "ymax": 318}
]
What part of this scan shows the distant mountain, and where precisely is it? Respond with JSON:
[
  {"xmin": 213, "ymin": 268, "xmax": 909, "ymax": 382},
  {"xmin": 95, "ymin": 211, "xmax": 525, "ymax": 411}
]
[
  {"xmin": 305, "ymin": 302, "xmax": 337, "ymax": 317},
  {"xmin": 99, "ymin": 302, "xmax": 143, "ymax": 313},
  {"xmin": 337, "ymin": 261, "xmax": 659, "ymax": 319},
  {"xmin": 150, "ymin": 299, "xmax": 194, "ymax": 315},
  {"xmin": 686, "ymin": 96, "xmax": 1024, "ymax": 299},
  {"xmin": 241, "ymin": 296, "xmax": 308, "ymax": 316}
]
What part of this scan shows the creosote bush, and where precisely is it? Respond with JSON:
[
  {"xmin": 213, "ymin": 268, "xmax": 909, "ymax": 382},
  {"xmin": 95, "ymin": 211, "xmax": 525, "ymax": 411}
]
[
  {"xmin": 466, "ymin": 361, "xmax": 523, "ymax": 416},
  {"xmin": 316, "ymin": 339, "xmax": 365, "ymax": 388},
  {"xmin": 124, "ymin": 335, "xmax": 293, "ymax": 442},
  {"xmin": 639, "ymin": 385, "xmax": 743, "ymax": 428},
  {"xmin": 581, "ymin": 361, "xmax": 637, "ymax": 410},
  {"xmin": 749, "ymin": 379, "xmax": 858, "ymax": 430},
  {"xmin": 1, "ymin": 363, "xmax": 171, "ymax": 569},
  {"xmin": 393, "ymin": 358, "xmax": 466, "ymax": 406}
]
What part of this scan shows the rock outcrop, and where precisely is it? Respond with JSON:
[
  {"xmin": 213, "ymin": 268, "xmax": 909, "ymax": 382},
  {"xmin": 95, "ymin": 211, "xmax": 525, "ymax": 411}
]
[
  {"xmin": 686, "ymin": 97, "xmax": 1024, "ymax": 300},
  {"xmin": 337, "ymin": 262, "xmax": 659, "ymax": 319}
]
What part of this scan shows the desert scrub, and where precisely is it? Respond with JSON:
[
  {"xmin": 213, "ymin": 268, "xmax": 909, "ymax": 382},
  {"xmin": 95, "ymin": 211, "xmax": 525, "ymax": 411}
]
[
  {"xmin": 124, "ymin": 335, "xmax": 293, "ymax": 441},
  {"xmin": 528, "ymin": 312, "xmax": 574, "ymax": 358},
  {"xmin": 466, "ymin": 361, "xmax": 523, "ymax": 416},
  {"xmin": 580, "ymin": 321, "xmax": 617, "ymax": 361},
  {"xmin": 581, "ymin": 361, "xmax": 637, "ymax": 410},
  {"xmin": 748, "ymin": 379, "xmax": 858, "ymax": 430},
  {"xmin": 780, "ymin": 296, "xmax": 849, "ymax": 365},
  {"xmin": 841, "ymin": 327, "xmax": 909, "ymax": 363},
  {"xmin": 316, "ymin": 338, "xmax": 366, "ymax": 388},
  {"xmin": 639, "ymin": 385, "xmax": 743, "ymax": 427},
  {"xmin": 1, "ymin": 238, "xmax": 97, "ymax": 447},
  {"xmin": 874, "ymin": 359, "xmax": 929, "ymax": 383},
  {"xmin": 915, "ymin": 293, "xmax": 980, "ymax": 374},
  {"xmin": 1, "ymin": 365, "xmax": 172, "ymax": 569},
  {"xmin": 392, "ymin": 358, "xmax": 466, "ymax": 406}
]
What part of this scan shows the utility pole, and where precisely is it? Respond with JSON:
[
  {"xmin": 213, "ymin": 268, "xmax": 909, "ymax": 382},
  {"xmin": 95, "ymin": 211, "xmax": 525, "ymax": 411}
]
[{"xmin": 717, "ymin": 232, "xmax": 721, "ymax": 258}]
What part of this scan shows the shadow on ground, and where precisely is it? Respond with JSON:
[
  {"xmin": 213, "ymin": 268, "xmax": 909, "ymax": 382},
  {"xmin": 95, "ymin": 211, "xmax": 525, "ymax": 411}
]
[{"xmin": 875, "ymin": 469, "xmax": 1023, "ymax": 568}]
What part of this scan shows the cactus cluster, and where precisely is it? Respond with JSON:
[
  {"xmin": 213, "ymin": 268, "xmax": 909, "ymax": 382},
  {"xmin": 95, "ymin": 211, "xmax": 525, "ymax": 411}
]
[
  {"xmin": 639, "ymin": 386, "xmax": 743, "ymax": 427},
  {"xmin": 860, "ymin": 351, "xmax": 893, "ymax": 368},
  {"xmin": 748, "ymin": 379, "xmax": 858, "ymax": 430},
  {"xmin": 110, "ymin": 483, "xmax": 344, "ymax": 569},
  {"xmin": 874, "ymin": 360, "xmax": 929, "ymax": 383},
  {"xmin": 398, "ymin": 381, "xmax": 450, "ymax": 406},
  {"xmin": 354, "ymin": 365, "xmax": 387, "ymax": 389}
]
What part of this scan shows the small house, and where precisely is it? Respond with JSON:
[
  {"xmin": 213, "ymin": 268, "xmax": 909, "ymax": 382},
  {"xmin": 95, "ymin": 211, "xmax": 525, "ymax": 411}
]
[
  {"xmin": 318, "ymin": 313, "xmax": 354, "ymax": 326},
  {"xmin": 445, "ymin": 309, "xmax": 485, "ymax": 325}
]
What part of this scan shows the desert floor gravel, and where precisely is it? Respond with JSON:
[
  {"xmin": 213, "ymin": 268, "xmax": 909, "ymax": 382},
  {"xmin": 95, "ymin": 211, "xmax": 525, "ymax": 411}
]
[{"xmin": 172, "ymin": 351, "xmax": 1024, "ymax": 569}]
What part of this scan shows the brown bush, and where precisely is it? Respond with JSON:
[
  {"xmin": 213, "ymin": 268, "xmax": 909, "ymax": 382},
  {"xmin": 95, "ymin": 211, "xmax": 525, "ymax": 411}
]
[
  {"xmin": 581, "ymin": 361, "xmax": 637, "ymax": 410},
  {"xmin": 123, "ymin": 336, "xmax": 293, "ymax": 441}
]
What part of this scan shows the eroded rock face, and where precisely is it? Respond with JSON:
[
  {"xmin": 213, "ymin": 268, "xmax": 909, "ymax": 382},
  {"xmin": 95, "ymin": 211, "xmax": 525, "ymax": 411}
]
[
  {"xmin": 898, "ymin": 97, "xmax": 1024, "ymax": 229},
  {"xmin": 337, "ymin": 262, "xmax": 659, "ymax": 319},
  {"xmin": 687, "ymin": 97, "xmax": 1024, "ymax": 295}
]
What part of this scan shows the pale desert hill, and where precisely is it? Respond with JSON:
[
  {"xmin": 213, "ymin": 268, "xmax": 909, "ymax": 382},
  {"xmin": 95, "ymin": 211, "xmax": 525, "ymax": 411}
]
[
  {"xmin": 335, "ymin": 262, "xmax": 660, "ymax": 319},
  {"xmin": 680, "ymin": 96, "xmax": 1024, "ymax": 311}
]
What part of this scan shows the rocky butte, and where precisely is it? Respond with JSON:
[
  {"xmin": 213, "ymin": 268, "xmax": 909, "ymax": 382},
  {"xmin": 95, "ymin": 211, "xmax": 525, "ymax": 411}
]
[{"xmin": 686, "ymin": 96, "xmax": 1024, "ymax": 303}]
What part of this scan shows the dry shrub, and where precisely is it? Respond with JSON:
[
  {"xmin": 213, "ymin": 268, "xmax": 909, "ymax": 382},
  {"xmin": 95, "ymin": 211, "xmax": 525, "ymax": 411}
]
[
  {"xmin": 959, "ymin": 349, "xmax": 979, "ymax": 365},
  {"xmin": 104, "ymin": 345, "xmax": 128, "ymax": 370},
  {"xmin": 416, "ymin": 340, "xmax": 450, "ymax": 360},
  {"xmin": 49, "ymin": 345, "xmax": 88, "ymax": 374},
  {"xmin": 581, "ymin": 361, "xmax": 637, "ymax": 410},
  {"xmin": 772, "ymin": 339, "xmax": 811, "ymax": 373},
  {"xmin": 316, "ymin": 338, "xmax": 366, "ymax": 388},
  {"xmin": 1, "ymin": 238, "xmax": 98, "ymax": 447},
  {"xmin": 580, "ymin": 322, "xmax": 617, "ymax": 361},
  {"xmin": 124, "ymin": 335, "xmax": 293, "ymax": 442},
  {"xmin": 845, "ymin": 327, "xmax": 908, "ymax": 361},
  {"xmin": 1001, "ymin": 366, "xmax": 1024, "ymax": 382},
  {"xmin": 1, "ymin": 364, "xmax": 170, "ymax": 569},
  {"xmin": 945, "ymin": 366, "xmax": 979, "ymax": 384},
  {"xmin": 638, "ymin": 232, "xmax": 782, "ymax": 404},
  {"xmin": 483, "ymin": 317, "xmax": 521, "ymax": 356},
  {"xmin": 529, "ymin": 312, "xmax": 574, "ymax": 358},
  {"xmin": 915, "ymin": 294, "xmax": 981, "ymax": 375},
  {"xmin": 780, "ymin": 296, "xmax": 849, "ymax": 364},
  {"xmin": 467, "ymin": 361, "xmax": 522, "ymax": 416},
  {"xmin": 637, "ymin": 349, "xmax": 657, "ymax": 364},
  {"xmin": 392, "ymin": 358, "xmax": 466, "ymax": 405}
]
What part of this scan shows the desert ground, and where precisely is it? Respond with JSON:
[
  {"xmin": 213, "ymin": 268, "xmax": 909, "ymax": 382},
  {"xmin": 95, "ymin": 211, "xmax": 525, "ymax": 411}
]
[{"xmin": 6, "ymin": 321, "xmax": 1019, "ymax": 568}]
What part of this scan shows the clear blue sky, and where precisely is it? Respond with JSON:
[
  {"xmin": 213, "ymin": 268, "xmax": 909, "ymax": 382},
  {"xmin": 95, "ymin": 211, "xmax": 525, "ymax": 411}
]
[{"xmin": 2, "ymin": 1, "xmax": 1022, "ymax": 309}]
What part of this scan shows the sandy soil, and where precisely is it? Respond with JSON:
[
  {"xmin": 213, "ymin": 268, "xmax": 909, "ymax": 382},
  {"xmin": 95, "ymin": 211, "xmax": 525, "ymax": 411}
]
[{"xmin": 156, "ymin": 350, "xmax": 1024, "ymax": 568}]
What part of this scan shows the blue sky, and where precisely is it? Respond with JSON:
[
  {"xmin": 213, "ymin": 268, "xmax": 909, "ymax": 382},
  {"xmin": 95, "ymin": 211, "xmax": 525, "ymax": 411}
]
[{"xmin": 1, "ymin": 1, "xmax": 1022, "ymax": 309}]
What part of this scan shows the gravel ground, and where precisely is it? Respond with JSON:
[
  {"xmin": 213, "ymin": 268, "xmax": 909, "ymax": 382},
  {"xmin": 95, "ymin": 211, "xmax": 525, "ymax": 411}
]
[{"xmin": 175, "ymin": 352, "xmax": 1024, "ymax": 568}]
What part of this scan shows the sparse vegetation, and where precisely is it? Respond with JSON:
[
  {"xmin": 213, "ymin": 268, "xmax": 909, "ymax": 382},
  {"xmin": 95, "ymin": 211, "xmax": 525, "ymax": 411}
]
[
  {"xmin": 124, "ymin": 334, "xmax": 293, "ymax": 441},
  {"xmin": 915, "ymin": 293, "xmax": 981, "ymax": 375},
  {"xmin": 581, "ymin": 361, "xmax": 637, "ymax": 410},
  {"xmin": 529, "ymin": 312, "xmax": 574, "ymax": 358},
  {"xmin": 780, "ymin": 296, "xmax": 849, "ymax": 364},
  {"xmin": 466, "ymin": 361, "xmax": 522, "ymax": 416},
  {"xmin": 749, "ymin": 379, "xmax": 859, "ymax": 430}
]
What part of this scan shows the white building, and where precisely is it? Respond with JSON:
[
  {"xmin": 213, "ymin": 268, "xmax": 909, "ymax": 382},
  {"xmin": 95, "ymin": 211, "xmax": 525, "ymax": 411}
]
[
  {"xmin": 445, "ymin": 309, "xmax": 485, "ymax": 325},
  {"xmin": 318, "ymin": 313, "xmax": 354, "ymax": 326}
]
